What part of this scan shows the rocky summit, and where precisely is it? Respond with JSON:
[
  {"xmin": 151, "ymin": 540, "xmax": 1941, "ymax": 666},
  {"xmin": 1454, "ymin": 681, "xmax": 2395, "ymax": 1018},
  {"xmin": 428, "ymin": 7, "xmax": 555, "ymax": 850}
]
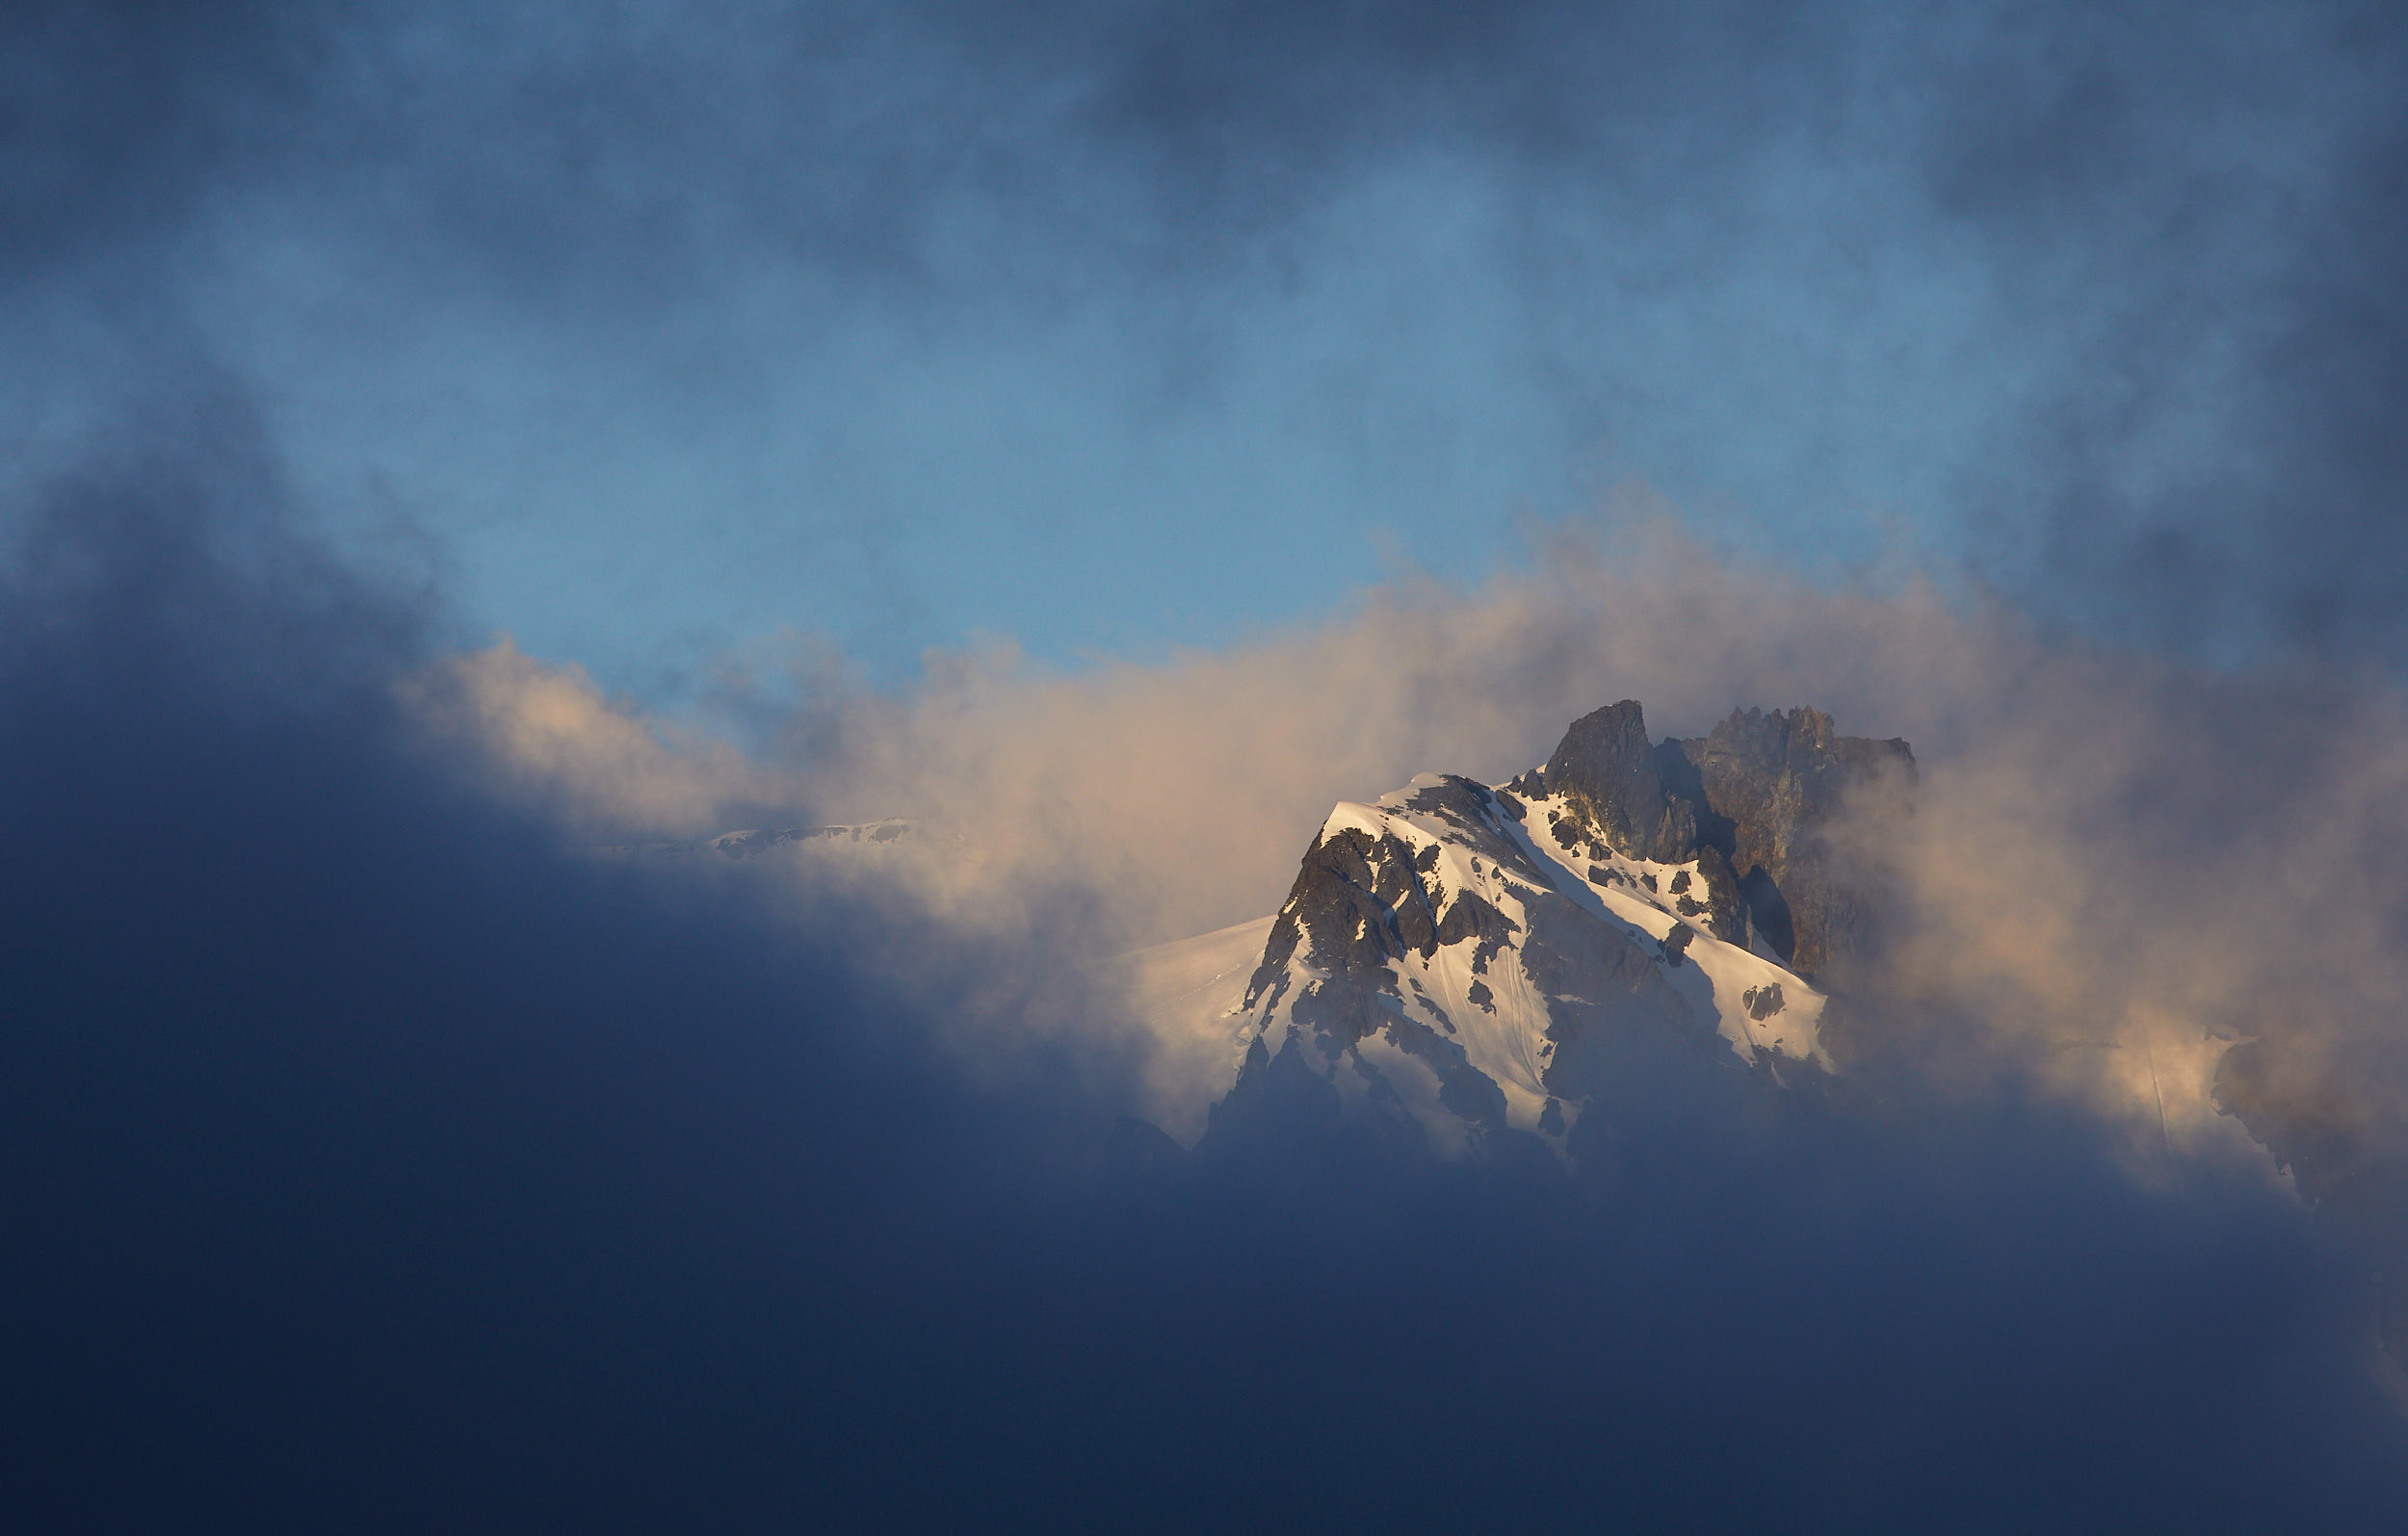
[{"xmin": 1133, "ymin": 700, "xmax": 1916, "ymax": 1159}]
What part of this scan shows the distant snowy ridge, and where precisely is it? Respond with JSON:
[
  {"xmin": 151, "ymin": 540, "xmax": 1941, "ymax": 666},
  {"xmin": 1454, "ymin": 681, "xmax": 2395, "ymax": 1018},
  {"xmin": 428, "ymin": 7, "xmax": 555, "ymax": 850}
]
[{"xmin": 586, "ymin": 820, "xmax": 921, "ymax": 859}]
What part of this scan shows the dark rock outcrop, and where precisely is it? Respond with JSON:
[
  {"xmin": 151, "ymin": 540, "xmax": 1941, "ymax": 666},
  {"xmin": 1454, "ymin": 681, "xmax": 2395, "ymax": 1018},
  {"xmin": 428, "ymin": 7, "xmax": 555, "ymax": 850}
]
[
  {"xmin": 1544, "ymin": 701, "xmax": 1698, "ymax": 864},
  {"xmin": 1243, "ymin": 774, "xmax": 1542, "ymax": 1019},
  {"xmin": 1240, "ymin": 766, "xmax": 1696, "ymax": 1132},
  {"xmin": 1668, "ymin": 707, "xmax": 1917, "ymax": 982},
  {"xmin": 1691, "ymin": 845, "xmax": 1746, "ymax": 945},
  {"xmin": 1535, "ymin": 700, "xmax": 1915, "ymax": 980},
  {"xmin": 1243, "ymin": 825, "xmax": 1430, "ymax": 1014},
  {"xmin": 1658, "ymin": 923, "xmax": 1695, "ymax": 968}
]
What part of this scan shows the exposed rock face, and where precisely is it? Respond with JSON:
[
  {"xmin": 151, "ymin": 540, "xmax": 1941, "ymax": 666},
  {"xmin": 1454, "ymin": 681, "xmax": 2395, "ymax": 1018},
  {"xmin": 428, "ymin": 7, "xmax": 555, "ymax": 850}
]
[
  {"xmin": 1691, "ymin": 845, "xmax": 1746, "ymax": 947},
  {"xmin": 1212, "ymin": 756, "xmax": 1839, "ymax": 1159},
  {"xmin": 1666, "ymin": 708, "xmax": 1917, "ymax": 981},
  {"xmin": 1230, "ymin": 775, "xmax": 1574, "ymax": 1148},
  {"xmin": 1194, "ymin": 699, "xmax": 1910, "ymax": 1159},
  {"xmin": 1243, "ymin": 776, "xmax": 1538, "ymax": 1017},
  {"xmin": 1532, "ymin": 701, "xmax": 1915, "ymax": 982},
  {"xmin": 1543, "ymin": 701, "xmax": 1698, "ymax": 865}
]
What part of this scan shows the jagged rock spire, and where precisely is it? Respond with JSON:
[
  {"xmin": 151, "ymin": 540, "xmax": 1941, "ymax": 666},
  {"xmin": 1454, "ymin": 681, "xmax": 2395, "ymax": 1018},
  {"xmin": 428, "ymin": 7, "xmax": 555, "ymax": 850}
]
[
  {"xmin": 1539, "ymin": 700, "xmax": 1917, "ymax": 980},
  {"xmin": 1541, "ymin": 700, "xmax": 1699, "ymax": 865}
]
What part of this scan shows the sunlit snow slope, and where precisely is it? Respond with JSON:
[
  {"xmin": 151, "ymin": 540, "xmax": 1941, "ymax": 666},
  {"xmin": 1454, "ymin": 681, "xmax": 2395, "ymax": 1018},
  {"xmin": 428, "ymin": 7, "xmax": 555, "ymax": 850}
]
[{"xmin": 1126, "ymin": 701, "xmax": 1911, "ymax": 1157}]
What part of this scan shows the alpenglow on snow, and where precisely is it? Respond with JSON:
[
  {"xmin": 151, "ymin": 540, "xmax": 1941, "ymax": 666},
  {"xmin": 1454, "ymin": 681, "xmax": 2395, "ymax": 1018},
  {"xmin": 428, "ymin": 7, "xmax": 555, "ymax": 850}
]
[{"xmin": 1133, "ymin": 701, "xmax": 1915, "ymax": 1157}]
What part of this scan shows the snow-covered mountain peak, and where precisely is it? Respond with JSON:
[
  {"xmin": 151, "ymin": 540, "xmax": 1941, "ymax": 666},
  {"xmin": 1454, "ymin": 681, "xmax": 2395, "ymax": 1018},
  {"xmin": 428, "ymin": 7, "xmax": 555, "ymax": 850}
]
[
  {"xmin": 1223, "ymin": 768, "xmax": 1825, "ymax": 1158},
  {"xmin": 1130, "ymin": 699, "xmax": 1915, "ymax": 1159}
]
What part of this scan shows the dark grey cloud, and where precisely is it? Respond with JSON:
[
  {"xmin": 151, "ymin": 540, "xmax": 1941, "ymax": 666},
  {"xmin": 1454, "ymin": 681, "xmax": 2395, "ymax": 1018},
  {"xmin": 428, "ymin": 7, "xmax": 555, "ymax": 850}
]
[
  {"xmin": 0, "ymin": 4, "xmax": 307, "ymax": 277},
  {"xmin": 0, "ymin": 2, "xmax": 1850, "ymax": 307},
  {"xmin": 8, "ymin": 389, "xmax": 2408, "ymax": 1529},
  {"xmin": 1908, "ymin": 3, "xmax": 2408, "ymax": 663}
]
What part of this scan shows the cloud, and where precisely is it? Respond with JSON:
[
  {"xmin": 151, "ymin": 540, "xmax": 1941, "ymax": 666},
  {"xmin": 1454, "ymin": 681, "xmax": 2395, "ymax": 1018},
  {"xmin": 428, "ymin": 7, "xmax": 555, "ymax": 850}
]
[
  {"xmin": 445, "ymin": 505, "xmax": 2408, "ymax": 1147},
  {"xmin": 11, "ymin": 390, "xmax": 2408, "ymax": 1528},
  {"xmin": 401, "ymin": 637, "xmax": 800, "ymax": 837},
  {"xmin": 13, "ymin": 4, "xmax": 2408, "ymax": 1512},
  {"xmin": 444, "ymin": 491, "xmax": 2408, "ymax": 1367}
]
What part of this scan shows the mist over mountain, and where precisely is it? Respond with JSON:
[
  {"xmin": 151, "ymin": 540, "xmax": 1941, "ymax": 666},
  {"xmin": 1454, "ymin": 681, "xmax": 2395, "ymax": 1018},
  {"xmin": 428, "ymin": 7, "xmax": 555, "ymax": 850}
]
[
  {"xmin": 13, "ymin": 3, "xmax": 2408, "ymax": 1528},
  {"xmin": 12, "ymin": 431, "xmax": 2408, "ymax": 1530},
  {"xmin": 1170, "ymin": 701, "xmax": 1901, "ymax": 1159}
]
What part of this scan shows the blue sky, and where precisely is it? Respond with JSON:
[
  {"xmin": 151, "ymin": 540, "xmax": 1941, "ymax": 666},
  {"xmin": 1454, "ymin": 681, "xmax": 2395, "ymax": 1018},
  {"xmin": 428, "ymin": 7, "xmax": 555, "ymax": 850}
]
[{"xmin": 10, "ymin": 1, "xmax": 2404, "ymax": 696}]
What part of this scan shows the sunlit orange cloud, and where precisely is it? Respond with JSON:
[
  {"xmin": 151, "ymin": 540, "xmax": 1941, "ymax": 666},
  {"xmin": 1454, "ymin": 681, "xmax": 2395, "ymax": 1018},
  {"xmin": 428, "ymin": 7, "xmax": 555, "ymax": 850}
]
[{"xmin": 403, "ymin": 513, "xmax": 2408, "ymax": 1166}]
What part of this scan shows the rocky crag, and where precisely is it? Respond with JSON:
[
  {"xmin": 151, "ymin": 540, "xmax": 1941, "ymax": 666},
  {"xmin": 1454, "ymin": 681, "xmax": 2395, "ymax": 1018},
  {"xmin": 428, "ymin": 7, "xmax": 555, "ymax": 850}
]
[
  {"xmin": 1533, "ymin": 701, "xmax": 1916, "ymax": 981},
  {"xmin": 1206, "ymin": 700, "xmax": 1915, "ymax": 1158}
]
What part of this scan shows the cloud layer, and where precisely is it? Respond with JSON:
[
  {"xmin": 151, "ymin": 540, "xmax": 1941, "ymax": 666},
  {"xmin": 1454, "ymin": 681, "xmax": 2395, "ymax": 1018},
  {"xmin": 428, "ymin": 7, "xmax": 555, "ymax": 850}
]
[
  {"xmin": 13, "ymin": 406, "xmax": 2408, "ymax": 1526},
  {"xmin": 433, "ymin": 504, "xmax": 2408, "ymax": 1171},
  {"xmin": 13, "ymin": 6, "xmax": 2408, "ymax": 1523}
]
